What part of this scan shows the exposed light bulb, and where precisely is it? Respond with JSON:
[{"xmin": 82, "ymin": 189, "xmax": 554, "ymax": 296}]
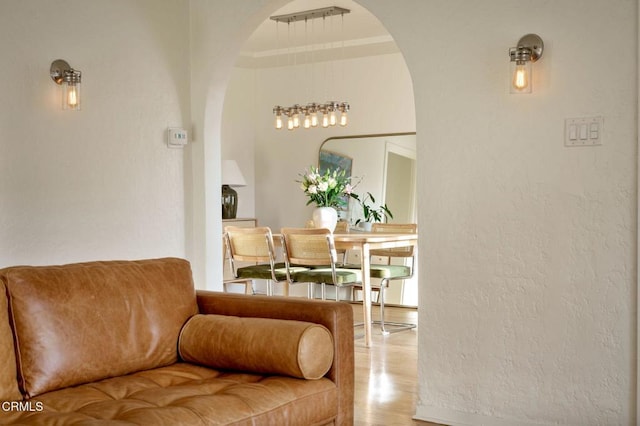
[
  {"xmin": 340, "ymin": 111, "xmax": 348, "ymax": 126},
  {"xmin": 67, "ymin": 85, "xmax": 78, "ymax": 107},
  {"xmin": 329, "ymin": 110, "xmax": 337, "ymax": 126},
  {"xmin": 512, "ymin": 63, "xmax": 528, "ymax": 90},
  {"xmin": 275, "ymin": 114, "xmax": 283, "ymax": 130},
  {"xmin": 287, "ymin": 117, "xmax": 294, "ymax": 130},
  {"xmin": 303, "ymin": 113, "xmax": 311, "ymax": 129},
  {"xmin": 322, "ymin": 113, "xmax": 329, "ymax": 128},
  {"xmin": 311, "ymin": 113, "xmax": 318, "ymax": 127}
]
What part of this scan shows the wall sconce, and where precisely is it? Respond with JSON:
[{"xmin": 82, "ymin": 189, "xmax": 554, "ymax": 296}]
[
  {"xmin": 508, "ymin": 34, "xmax": 543, "ymax": 94},
  {"xmin": 50, "ymin": 59, "xmax": 82, "ymax": 110}
]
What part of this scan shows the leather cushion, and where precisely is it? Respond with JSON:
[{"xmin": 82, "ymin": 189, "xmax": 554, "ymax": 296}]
[
  {"xmin": 3, "ymin": 258, "xmax": 198, "ymax": 397},
  {"xmin": 0, "ymin": 363, "xmax": 339, "ymax": 425},
  {"xmin": 179, "ymin": 314, "xmax": 334, "ymax": 380},
  {"xmin": 0, "ymin": 281, "xmax": 21, "ymax": 401}
]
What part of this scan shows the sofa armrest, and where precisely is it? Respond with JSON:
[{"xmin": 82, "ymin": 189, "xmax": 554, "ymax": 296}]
[{"xmin": 196, "ymin": 291, "xmax": 354, "ymax": 426}]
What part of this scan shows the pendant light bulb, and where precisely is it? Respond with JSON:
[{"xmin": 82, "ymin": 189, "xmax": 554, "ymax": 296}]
[
  {"xmin": 322, "ymin": 112, "xmax": 329, "ymax": 128},
  {"xmin": 273, "ymin": 106, "xmax": 284, "ymax": 130}
]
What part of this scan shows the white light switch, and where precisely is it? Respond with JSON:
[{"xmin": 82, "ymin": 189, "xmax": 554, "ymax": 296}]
[
  {"xmin": 569, "ymin": 125, "xmax": 577, "ymax": 140},
  {"xmin": 167, "ymin": 128, "xmax": 188, "ymax": 148},
  {"xmin": 579, "ymin": 124, "xmax": 588, "ymax": 140},
  {"xmin": 565, "ymin": 116, "xmax": 603, "ymax": 147}
]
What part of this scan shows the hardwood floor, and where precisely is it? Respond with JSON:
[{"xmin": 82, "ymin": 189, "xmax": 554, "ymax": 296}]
[{"xmin": 351, "ymin": 304, "xmax": 444, "ymax": 426}]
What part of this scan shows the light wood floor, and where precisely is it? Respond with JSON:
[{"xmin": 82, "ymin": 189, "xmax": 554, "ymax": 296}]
[{"xmin": 351, "ymin": 304, "xmax": 444, "ymax": 426}]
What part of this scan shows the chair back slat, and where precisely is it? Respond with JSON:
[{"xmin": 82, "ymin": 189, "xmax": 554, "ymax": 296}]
[
  {"xmin": 225, "ymin": 226, "xmax": 274, "ymax": 263},
  {"xmin": 370, "ymin": 223, "xmax": 417, "ymax": 258},
  {"xmin": 281, "ymin": 228, "xmax": 334, "ymax": 266}
]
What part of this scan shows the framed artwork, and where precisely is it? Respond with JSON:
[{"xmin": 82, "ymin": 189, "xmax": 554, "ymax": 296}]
[
  {"xmin": 319, "ymin": 150, "xmax": 353, "ymax": 215},
  {"xmin": 319, "ymin": 150, "xmax": 352, "ymax": 177}
]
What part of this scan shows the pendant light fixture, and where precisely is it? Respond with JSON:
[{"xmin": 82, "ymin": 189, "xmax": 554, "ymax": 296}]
[{"xmin": 271, "ymin": 6, "xmax": 350, "ymax": 131}]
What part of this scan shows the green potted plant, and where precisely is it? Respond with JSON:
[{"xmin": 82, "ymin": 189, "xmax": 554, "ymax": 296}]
[{"xmin": 352, "ymin": 192, "xmax": 393, "ymax": 231}]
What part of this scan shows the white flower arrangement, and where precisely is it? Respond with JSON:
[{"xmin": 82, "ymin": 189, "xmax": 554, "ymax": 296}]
[{"xmin": 299, "ymin": 166, "xmax": 357, "ymax": 208}]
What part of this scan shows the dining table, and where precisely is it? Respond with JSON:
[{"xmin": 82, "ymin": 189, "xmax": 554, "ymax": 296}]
[{"xmin": 331, "ymin": 231, "xmax": 418, "ymax": 348}]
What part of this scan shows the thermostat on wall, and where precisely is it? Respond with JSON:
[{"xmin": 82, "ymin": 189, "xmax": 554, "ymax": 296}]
[{"xmin": 167, "ymin": 128, "xmax": 188, "ymax": 148}]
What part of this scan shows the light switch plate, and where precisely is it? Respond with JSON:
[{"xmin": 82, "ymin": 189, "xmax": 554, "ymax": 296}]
[
  {"xmin": 167, "ymin": 128, "xmax": 188, "ymax": 148},
  {"xmin": 565, "ymin": 116, "xmax": 602, "ymax": 147}
]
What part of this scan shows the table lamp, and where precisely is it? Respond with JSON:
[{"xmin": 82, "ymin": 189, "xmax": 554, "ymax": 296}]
[{"xmin": 222, "ymin": 160, "xmax": 247, "ymax": 219}]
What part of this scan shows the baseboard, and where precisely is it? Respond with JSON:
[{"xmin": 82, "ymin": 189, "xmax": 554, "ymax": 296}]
[{"xmin": 414, "ymin": 405, "xmax": 545, "ymax": 426}]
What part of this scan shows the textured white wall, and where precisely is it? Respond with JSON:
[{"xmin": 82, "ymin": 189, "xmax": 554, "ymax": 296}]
[{"xmin": 0, "ymin": 0, "xmax": 190, "ymax": 267}]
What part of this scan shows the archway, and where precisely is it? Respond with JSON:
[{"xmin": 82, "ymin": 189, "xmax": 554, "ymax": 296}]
[{"xmin": 219, "ymin": 0, "xmax": 417, "ymax": 302}]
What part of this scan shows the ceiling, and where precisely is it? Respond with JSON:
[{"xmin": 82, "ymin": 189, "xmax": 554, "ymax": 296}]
[{"xmin": 236, "ymin": 0, "xmax": 398, "ymax": 68}]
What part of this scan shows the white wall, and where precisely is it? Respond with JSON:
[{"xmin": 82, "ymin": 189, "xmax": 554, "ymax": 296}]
[{"xmin": 0, "ymin": 0, "xmax": 190, "ymax": 268}]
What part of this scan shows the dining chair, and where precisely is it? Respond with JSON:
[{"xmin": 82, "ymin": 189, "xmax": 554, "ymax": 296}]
[
  {"xmin": 350, "ymin": 223, "xmax": 417, "ymax": 334},
  {"xmin": 224, "ymin": 226, "xmax": 305, "ymax": 296},
  {"xmin": 334, "ymin": 221, "xmax": 349, "ymax": 233},
  {"xmin": 280, "ymin": 227, "xmax": 361, "ymax": 301}
]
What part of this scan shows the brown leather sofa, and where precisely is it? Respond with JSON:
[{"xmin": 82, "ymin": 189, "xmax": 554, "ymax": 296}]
[{"xmin": 0, "ymin": 258, "xmax": 354, "ymax": 425}]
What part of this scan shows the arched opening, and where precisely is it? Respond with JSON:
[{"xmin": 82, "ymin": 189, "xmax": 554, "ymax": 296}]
[{"xmin": 219, "ymin": 0, "xmax": 417, "ymax": 304}]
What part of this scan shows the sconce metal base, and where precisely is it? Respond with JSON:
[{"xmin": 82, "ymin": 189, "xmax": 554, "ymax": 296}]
[
  {"xmin": 517, "ymin": 34, "xmax": 544, "ymax": 62},
  {"xmin": 50, "ymin": 59, "xmax": 72, "ymax": 85}
]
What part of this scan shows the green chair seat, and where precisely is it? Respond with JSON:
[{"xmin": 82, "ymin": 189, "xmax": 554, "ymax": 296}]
[
  {"xmin": 292, "ymin": 268, "xmax": 362, "ymax": 286},
  {"xmin": 368, "ymin": 264, "xmax": 411, "ymax": 279},
  {"xmin": 237, "ymin": 263, "xmax": 308, "ymax": 281},
  {"xmin": 342, "ymin": 264, "xmax": 411, "ymax": 280}
]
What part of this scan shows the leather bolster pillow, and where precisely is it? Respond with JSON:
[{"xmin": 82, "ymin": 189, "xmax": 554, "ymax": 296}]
[{"xmin": 178, "ymin": 314, "xmax": 334, "ymax": 380}]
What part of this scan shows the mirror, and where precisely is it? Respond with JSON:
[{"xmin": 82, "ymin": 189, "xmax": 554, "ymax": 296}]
[{"xmin": 319, "ymin": 132, "xmax": 417, "ymax": 307}]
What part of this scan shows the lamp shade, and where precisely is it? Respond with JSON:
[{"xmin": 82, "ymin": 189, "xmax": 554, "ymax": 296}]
[{"xmin": 222, "ymin": 160, "xmax": 247, "ymax": 187}]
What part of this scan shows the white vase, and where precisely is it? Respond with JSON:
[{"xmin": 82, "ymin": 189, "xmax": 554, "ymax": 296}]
[
  {"xmin": 358, "ymin": 222, "xmax": 373, "ymax": 232},
  {"xmin": 312, "ymin": 207, "xmax": 338, "ymax": 232}
]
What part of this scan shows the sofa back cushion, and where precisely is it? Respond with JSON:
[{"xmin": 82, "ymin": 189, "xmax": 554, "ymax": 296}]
[
  {"xmin": 0, "ymin": 281, "xmax": 21, "ymax": 401},
  {"xmin": 2, "ymin": 258, "xmax": 198, "ymax": 397}
]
